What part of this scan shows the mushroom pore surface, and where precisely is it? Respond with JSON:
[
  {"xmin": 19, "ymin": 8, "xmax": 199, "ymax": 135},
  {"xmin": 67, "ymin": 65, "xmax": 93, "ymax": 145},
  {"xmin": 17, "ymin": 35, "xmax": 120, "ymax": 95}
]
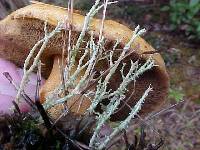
[{"xmin": 0, "ymin": 2, "xmax": 169, "ymax": 120}]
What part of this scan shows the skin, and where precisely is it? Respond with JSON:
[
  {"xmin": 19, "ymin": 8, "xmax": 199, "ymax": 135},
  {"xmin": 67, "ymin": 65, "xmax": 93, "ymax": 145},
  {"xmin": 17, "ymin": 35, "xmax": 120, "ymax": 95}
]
[{"xmin": 0, "ymin": 58, "xmax": 45, "ymax": 114}]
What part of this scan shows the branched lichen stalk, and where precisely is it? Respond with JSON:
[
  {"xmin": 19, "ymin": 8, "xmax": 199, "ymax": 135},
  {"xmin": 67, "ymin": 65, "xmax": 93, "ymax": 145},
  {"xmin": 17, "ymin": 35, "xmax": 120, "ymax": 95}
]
[
  {"xmin": 87, "ymin": 26, "xmax": 146, "ymax": 114},
  {"xmin": 70, "ymin": 0, "xmax": 118, "ymax": 68},
  {"xmin": 15, "ymin": 22, "xmax": 62, "ymax": 103},
  {"xmin": 70, "ymin": 0, "xmax": 101, "ymax": 67},
  {"xmin": 89, "ymin": 57, "xmax": 154, "ymax": 148},
  {"xmin": 98, "ymin": 86, "xmax": 153, "ymax": 150},
  {"xmin": 43, "ymin": 34, "xmax": 100, "ymax": 109}
]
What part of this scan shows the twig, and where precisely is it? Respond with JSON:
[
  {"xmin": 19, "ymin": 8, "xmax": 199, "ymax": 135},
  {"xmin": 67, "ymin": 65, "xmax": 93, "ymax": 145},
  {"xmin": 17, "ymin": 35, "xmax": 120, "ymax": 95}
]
[
  {"xmin": 3, "ymin": 72, "xmax": 37, "ymax": 111},
  {"xmin": 145, "ymin": 100, "xmax": 185, "ymax": 121},
  {"xmin": 35, "ymin": 69, "xmax": 52, "ymax": 130}
]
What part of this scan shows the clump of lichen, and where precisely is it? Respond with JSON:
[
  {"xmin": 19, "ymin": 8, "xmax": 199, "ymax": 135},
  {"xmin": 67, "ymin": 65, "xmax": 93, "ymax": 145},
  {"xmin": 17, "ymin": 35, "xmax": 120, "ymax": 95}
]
[{"xmin": 3, "ymin": 0, "xmax": 159, "ymax": 149}]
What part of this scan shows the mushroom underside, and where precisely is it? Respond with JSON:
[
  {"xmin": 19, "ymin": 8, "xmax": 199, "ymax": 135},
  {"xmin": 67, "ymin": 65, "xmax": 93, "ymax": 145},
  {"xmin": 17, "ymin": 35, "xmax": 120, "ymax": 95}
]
[
  {"xmin": 95, "ymin": 54, "xmax": 169, "ymax": 121},
  {"xmin": 0, "ymin": 10, "xmax": 169, "ymax": 120}
]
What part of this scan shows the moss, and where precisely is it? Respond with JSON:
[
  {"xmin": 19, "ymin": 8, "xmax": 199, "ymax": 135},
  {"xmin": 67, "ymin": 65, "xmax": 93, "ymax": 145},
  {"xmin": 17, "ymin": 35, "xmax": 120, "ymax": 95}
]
[{"xmin": 0, "ymin": 113, "xmax": 95, "ymax": 149}]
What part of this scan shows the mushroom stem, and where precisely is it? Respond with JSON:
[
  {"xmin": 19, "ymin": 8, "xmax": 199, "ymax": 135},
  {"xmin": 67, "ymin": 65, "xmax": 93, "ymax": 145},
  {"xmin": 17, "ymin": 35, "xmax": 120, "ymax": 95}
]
[
  {"xmin": 40, "ymin": 55, "xmax": 61, "ymax": 103},
  {"xmin": 40, "ymin": 55, "xmax": 91, "ymax": 116}
]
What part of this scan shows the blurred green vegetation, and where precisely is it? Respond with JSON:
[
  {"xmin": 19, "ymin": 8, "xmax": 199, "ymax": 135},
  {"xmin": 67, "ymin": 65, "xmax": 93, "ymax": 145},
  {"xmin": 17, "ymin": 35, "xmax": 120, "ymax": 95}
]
[
  {"xmin": 169, "ymin": 88, "xmax": 184, "ymax": 102},
  {"xmin": 161, "ymin": 0, "xmax": 200, "ymax": 40}
]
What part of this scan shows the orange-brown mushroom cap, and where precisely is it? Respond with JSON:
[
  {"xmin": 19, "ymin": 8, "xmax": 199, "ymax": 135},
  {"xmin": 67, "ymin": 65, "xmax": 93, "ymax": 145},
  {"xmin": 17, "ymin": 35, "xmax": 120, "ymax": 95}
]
[{"xmin": 0, "ymin": 2, "xmax": 169, "ymax": 120}]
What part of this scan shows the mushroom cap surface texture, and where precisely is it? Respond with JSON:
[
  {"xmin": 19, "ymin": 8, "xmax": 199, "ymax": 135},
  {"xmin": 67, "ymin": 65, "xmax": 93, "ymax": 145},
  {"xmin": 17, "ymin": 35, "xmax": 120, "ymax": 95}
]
[{"xmin": 0, "ymin": 3, "xmax": 169, "ymax": 121}]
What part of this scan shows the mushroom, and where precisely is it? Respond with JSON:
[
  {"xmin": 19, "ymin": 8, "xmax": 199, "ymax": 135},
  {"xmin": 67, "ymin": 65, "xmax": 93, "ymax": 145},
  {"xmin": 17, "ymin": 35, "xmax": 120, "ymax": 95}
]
[{"xmin": 0, "ymin": 2, "xmax": 169, "ymax": 120}]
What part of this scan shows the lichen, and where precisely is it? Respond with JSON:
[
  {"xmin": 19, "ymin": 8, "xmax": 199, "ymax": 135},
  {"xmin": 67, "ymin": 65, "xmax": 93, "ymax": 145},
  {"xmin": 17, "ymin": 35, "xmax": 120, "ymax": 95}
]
[{"xmin": 15, "ymin": 1, "xmax": 156, "ymax": 149}]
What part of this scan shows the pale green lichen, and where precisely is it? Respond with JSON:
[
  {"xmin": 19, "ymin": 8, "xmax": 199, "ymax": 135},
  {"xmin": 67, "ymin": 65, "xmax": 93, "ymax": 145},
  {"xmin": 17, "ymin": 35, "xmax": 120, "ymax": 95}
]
[
  {"xmin": 16, "ymin": 21, "xmax": 63, "ymax": 103},
  {"xmin": 17, "ymin": 0, "xmax": 156, "ymax": 149}
]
